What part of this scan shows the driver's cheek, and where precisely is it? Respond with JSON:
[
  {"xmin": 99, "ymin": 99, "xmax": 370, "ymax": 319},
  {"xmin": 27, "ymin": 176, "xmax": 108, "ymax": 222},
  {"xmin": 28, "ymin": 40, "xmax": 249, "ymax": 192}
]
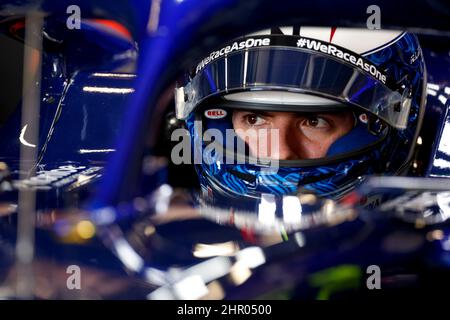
[
  {"xmin": 294, "ymin": 130, "xmax": 337, "ymax": 159},
  {"xmin": 272, "ymin": 127, "xmax": 318, "ymax": 160}
]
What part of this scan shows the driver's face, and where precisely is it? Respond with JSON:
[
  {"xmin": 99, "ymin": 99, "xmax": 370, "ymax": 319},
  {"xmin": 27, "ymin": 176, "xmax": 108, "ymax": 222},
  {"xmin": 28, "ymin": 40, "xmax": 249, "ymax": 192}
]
[{"xmin": 232, "ymin": 110, "xmax": 355, "ymax": 160}]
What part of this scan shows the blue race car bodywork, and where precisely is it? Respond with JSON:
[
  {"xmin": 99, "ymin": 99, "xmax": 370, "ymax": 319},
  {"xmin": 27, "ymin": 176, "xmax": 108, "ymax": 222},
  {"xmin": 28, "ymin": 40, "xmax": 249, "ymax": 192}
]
[{"xmin": 0, "ymin": 0, "xmax": 450, "ymax": 299}]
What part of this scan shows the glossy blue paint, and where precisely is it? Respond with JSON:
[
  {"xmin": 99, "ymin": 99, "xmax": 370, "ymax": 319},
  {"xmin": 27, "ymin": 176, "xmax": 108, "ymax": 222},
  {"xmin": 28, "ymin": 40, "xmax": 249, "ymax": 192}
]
[
  {"xmin": 0, "ymin": 17, "xmax": 137, "ymax": 162},
  {"xmin": 0, "ymin": 14, "xmax": 137, "ymax": 211},
  {"xmin": 40, "ymin": 71, "xmax": 135, "ymax": 164},
  {"xmin": 93, "ymin": 0, "xmax": 237, "ymax": 207},
  {"xmin": 1, "ymin": 0, "xmax": 450, "ymax": 299}
]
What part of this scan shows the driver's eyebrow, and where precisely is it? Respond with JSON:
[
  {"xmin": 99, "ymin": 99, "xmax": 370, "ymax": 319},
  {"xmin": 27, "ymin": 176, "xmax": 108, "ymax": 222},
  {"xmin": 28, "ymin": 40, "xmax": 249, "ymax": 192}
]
[
  {"xmin": 235, "ymin": 110, "xmax": 274, "ymax": 118},
  {"xmin": 235, "ymin": 110, "xmax": 353, "ymax": 119},
  {"xmin": 295, "ymin": 111, "xmax": 353, "ymax": 118}
]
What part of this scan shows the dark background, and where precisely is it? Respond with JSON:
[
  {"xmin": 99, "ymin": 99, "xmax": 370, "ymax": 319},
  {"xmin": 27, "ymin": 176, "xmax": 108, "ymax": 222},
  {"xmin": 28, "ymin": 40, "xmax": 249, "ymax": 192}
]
[{"xmin": 0, "ymin": 33, "xmax": 23, "ymax": 127}]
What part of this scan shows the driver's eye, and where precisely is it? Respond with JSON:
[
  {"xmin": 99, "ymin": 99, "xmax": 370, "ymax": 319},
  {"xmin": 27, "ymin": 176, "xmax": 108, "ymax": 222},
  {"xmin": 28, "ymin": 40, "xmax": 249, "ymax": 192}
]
[
  {"xmin": 302, "ymin": 116, "xmax": 329, "ymax": 128},
  {"xmin": 245, "ymin": 114, "xmax": 266, "ymax": 126}
]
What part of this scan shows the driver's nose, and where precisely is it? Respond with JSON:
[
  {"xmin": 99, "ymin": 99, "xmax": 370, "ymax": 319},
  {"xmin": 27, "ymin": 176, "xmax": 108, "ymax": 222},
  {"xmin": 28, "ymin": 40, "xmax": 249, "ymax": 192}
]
[
  {"xmin": 276, "ymin": 127, "xmax": 304, "ymax": 160},
  {"xmin": 269, "ymin": 117, "xmax": 306, "ymax": 160}
]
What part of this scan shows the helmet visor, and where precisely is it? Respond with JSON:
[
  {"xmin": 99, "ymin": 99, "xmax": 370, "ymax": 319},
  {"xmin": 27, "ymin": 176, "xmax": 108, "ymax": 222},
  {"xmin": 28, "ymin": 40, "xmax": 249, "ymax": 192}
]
[{"xmin": 176, "ymin": 46, "xmax": 411, "ymax": 130}]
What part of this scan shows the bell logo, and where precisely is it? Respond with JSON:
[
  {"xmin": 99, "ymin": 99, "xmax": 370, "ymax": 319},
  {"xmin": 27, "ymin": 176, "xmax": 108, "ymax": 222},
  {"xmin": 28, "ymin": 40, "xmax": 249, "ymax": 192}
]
[{"xmin": 204, "ymin": 109, "xmax": 227, "ymax": 119}]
